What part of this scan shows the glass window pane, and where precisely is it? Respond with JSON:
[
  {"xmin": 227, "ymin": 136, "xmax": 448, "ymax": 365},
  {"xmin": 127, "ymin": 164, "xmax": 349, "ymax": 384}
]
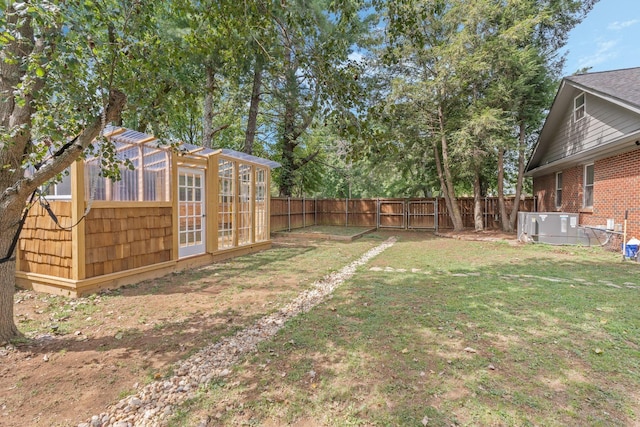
[
  {"xmin": 585, "ymin": 187, "xmax": 593, "ymax": 207},
  {"xmin": 57, "ymin": 173, "xmax": 72, "ymax": 196}
]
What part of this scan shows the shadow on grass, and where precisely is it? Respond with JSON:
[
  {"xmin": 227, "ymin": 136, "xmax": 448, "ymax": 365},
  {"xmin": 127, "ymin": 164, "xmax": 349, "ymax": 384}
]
[
  {"xmin": 17, "ymin": 307, "xmax": 254, "ymax": 357},
  {"xmin": 118, "ymin": 241, "xmax": 318, "ymax": 297},
  {"xmin": 221, "ymin": 241, "xmax": 640, "ymax": 426}
]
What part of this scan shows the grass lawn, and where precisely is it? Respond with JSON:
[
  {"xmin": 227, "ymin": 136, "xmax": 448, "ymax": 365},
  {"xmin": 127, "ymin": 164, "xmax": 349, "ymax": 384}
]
[
  {"xmin": 169, "ymin": 232, "xmax": 640, "ymax": 426},
  {"xmin": 275, "ymin": 225, "xmax": 375, "ymax": 238}
]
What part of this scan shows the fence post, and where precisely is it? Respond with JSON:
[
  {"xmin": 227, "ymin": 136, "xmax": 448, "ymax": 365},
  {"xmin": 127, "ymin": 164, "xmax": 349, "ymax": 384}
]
[
  {"xmin": 376, "ymin": 198, "xmax": 380, "ymax": 229},
  {"xmin": 435, "ymin": 198, "xmax": 439, "ymax": 232},
  {"xmin": 345, "ymin": 198, "xmax": 349, "ymax": 227},
  {"xmin": 287, "ymin": 197, "xmax": 291, "ymax": 231},
  {"xmin": 404, "ymin": 199, "xmax": 407, "ymax": 230},
  {"xmin": 314, "ymin": 198, "xmax": 317, "ymax": 226},
  {"xmin": 303, "ymin": 196, "xmax": 306, "ymax": 229},
  {"xmin": 484, "ymin": 197, "xmax": 487, "ymax": 230}
]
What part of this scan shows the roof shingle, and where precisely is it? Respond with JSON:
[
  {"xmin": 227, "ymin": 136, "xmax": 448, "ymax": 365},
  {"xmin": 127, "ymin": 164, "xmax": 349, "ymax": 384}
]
[{"xmin": 565, "ymin": 67, "xmax": 640, "ymax": 109}]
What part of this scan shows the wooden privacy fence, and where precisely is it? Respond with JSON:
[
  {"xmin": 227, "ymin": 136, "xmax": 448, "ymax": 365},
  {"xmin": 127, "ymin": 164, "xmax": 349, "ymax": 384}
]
[{"xmin": 270, "ymin": 197, "xmax": 536, "ymax": 232}]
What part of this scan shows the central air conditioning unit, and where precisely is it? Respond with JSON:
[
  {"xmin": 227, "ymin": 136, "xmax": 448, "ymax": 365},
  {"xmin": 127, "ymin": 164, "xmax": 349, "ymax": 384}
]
[{"xmin": 517, "ymin": 212, "xmax": 589, "ymax": 245}]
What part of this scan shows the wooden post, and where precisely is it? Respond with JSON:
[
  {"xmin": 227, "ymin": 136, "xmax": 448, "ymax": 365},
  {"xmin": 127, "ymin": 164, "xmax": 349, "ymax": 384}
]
[
  {"xmin": 71, "ymin": 160, "xmax": 86, "ymax": 280},
  {"xmin": 250, "ymin": 165, "xmax": 256, "ymax": 244},
  {"xmin": 165, "ymin": 151, "xmax": 171, "ymax": 202},
  {"xmin": 206, "ymin": 154, "xmax": 218, "ymax": 253},
  {"xmin": 233, "ymin": 159, "xmax": 239, "ymax": 248},
  {"xmin": 623, "ymin": 209, "xmax": 628, "ymax": 260},
  {"xmin": 171, "ymin": 153, "xmax": 179, "ymax": 260},
  {"xmin": 138, "ymin": 144, "xmax": 144, "ymax": 201},
  {"xmin": 267, "ymin": 169, "xmax": 272, "ymax": 238},
  {"xmin": 345, "ymin": 198, "xmax": 348, "ymax": 227}
]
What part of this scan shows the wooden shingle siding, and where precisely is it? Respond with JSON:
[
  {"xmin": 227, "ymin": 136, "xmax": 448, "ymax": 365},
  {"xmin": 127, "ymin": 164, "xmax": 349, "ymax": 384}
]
[
  {"xmin": 18, "ymin": 201, "xmax": 73, "ymax": 278},
  {"xmin": 84, "ymin": 206, "xmax": 173, "ymax": 278},
  {"xmin": 539, "ymin": 94, "xmax": 640, "ymax": 166}
]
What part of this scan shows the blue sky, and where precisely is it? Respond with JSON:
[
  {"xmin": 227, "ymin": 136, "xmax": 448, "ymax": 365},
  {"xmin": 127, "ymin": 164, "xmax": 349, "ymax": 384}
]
[{"xmin": 562, "ymin": 0, "xmax": 640, "ymax": 75}]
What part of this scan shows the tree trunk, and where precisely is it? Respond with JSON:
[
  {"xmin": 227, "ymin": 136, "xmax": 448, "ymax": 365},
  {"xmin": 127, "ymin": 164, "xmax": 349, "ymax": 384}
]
[
  {"xmin": 0, "ymin": 261, "xmax": 21, "ymax": 343},
  {"xmin": 437, "ymin": 104, "xmax": 464, "ymax": 230},
  {"xmin": 433, "ymin": 141, "xmax": 455, "ymax": 229},
  {"xmin": 0, "ymin": 206, "xmax": 23, "ymax": 343},
  {"xmin": 279, "ymin": 144, "xmax": 295, "ymax": 197},
  {"xmin": 1, "ymin": 4, "xmax": 127, "ymax": 343},
  {"xmin": 0, "ymin": 90, "xmax": 126, "ymax": 343},
  {"xmin": 279, "ymin": 69, "xmax": 296, "ymax": 197},
  {"xmin": 203, "ymin": 63, "xmax": 216, "ymax": 148},
  {"xmin": 278, "ymin": 49, "xmax": 298, "ymax": 197},
  {"xmin": 244, "ymin": 57, "xmax": 263, "ymax": 155},
  {"xmin": 507, "ymin": 120, "xmax": 527, "ymax": 232},
  {"xmin": 497, "ymin": 146, "xmax": 509, "ymax": 231},
  {"xmin": 473, "ymin": 168, "xmax": 484, "ymax": 231}
]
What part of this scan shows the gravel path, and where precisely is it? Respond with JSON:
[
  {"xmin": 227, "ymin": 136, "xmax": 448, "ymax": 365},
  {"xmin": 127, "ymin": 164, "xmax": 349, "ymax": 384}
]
[{"xmin": 79, "ymin": 236, "xmax": 397, "ymax": 427}]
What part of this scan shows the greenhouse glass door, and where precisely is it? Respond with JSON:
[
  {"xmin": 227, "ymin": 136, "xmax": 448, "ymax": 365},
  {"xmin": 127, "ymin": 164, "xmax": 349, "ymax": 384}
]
[{"xmin": 178, "ymin": 168, "xmax": 206, "ymax": 258}]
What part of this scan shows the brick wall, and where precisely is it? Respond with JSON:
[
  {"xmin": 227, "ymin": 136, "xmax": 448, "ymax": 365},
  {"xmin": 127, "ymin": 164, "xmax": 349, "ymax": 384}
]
[
  {"xmin": 533, "ymin": 166, "xmax": 583, "ymax": 213},
  {"xmin": 533, "ymin": 173, "xmax": 554, "ymax": 212},
  {"xmin": 533, "ymin": 149, "xmax": 640, "ymax": 238}
]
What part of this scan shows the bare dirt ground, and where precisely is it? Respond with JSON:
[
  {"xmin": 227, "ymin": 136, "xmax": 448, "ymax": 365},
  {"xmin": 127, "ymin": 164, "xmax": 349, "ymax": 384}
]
[
  {"xmin": 1, "ymin": 238, "xmax": 331, "ymax": 427},
  {"xmin": 435, "ymin": 228, "xmax": 518, "ymax": 243}
]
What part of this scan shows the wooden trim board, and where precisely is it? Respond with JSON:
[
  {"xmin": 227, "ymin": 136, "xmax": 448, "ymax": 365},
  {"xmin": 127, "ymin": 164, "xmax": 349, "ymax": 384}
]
[
  {"xmin": 16, "ymin": 241, "xmax": 272, "ymax": 297},
  {"xmin": 90, "ymin": 201, "xmax": 172, "ymax": 209}
]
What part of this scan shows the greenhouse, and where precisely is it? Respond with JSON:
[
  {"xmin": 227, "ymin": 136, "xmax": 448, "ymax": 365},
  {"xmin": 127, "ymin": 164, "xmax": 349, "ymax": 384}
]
[{"xmin": 16, "ymin": 127, "xmax": 279, "ymax": 297}]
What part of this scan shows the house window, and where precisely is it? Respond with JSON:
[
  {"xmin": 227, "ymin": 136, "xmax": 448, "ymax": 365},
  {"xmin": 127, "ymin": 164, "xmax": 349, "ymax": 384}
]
[
  {"xmin": 584, "ymin": 163, "xmax": 594, "ymax": 208},
  {"xmin": 574, "ymin": 93, "xmax": 585, "ymax": 122},
  {"xmin": 555, "ymin": 172, "xmax": 562, "ymax": 208}
]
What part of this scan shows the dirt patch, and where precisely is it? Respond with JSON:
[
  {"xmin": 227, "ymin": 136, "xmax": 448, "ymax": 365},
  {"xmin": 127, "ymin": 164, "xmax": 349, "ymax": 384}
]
[
  {"xmin": 436, "ymin": 228, "xmax": 518, "ymax": 243},
  {"xmin": 273, "ymin": 226, "xmax": 376, "ymax": 241},
  {"xmin": 0, "ymin": 237, "xmax": 357, "ymax": 427},
  {"xmin": 2, "ymin": 286, "xmax": 284, "ymax": 426}
]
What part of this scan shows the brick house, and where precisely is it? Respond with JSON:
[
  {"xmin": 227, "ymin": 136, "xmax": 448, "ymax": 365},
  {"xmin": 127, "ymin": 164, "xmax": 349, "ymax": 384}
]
[{"xmin": 525, "ymin": 67, "xmax": 640, "ymax": 239}]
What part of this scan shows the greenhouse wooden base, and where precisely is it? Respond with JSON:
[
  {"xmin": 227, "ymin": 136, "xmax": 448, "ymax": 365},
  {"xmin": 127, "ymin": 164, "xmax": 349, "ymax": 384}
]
[{"xmin": 16, "ymin": 241, "xmax": 271, "ymax": 298}]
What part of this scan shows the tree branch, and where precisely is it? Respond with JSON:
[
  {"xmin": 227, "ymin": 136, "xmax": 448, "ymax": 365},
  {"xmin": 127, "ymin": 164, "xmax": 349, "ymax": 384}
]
[
  {"xmin": 298, "ymin": 149, "xmax": 320, "ymax": 168},
  {"xmin": 2, "ymin": 90, "xmax": 126, "ymax": 203}
]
